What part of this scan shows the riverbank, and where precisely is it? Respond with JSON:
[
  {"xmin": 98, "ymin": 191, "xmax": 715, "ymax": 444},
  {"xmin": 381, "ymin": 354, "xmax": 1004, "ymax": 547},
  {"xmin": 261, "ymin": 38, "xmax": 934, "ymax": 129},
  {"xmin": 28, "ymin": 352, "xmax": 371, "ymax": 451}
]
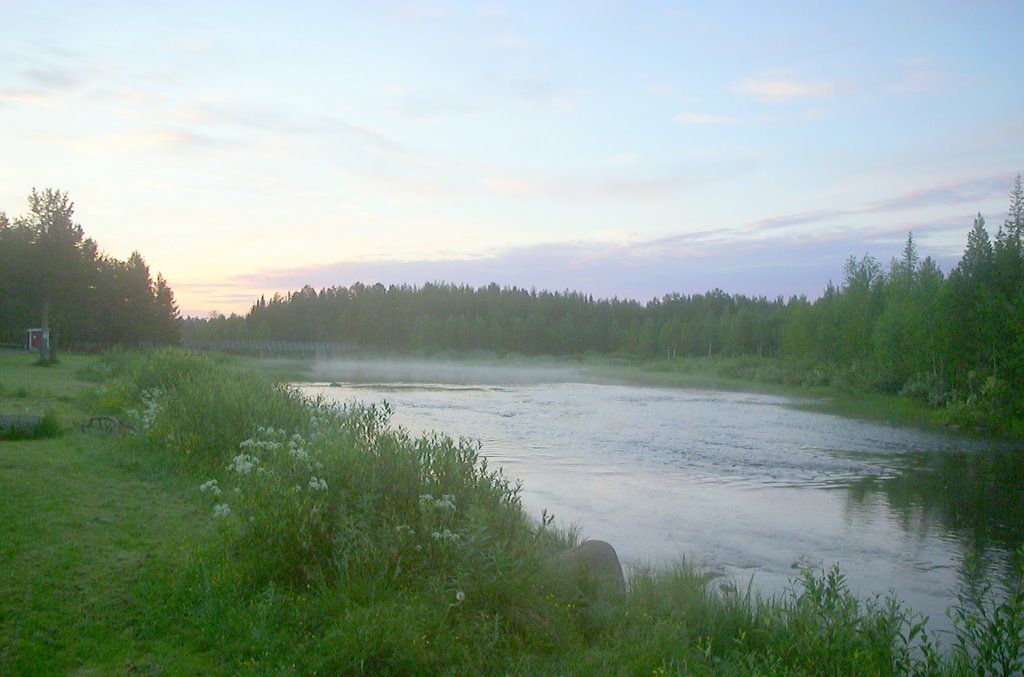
[
  {"xmin": 588, "ymin": 355, "xmax": 950, "ymax": 433},
  {"xmin": 229, "ymin": 350, "xmax": 959, "ymax": 439},
  {"xmin": 1, "ymin": 348, "xmax": 1020, "ymax": 675}
]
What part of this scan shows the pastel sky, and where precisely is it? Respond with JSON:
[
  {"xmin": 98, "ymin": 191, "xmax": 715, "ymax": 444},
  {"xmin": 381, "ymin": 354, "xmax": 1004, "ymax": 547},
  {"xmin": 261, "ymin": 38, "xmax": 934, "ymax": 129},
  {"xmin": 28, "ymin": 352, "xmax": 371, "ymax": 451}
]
[{"xmin": 3, "ymin": 1, "xmax": 1022, "ymax": 316}]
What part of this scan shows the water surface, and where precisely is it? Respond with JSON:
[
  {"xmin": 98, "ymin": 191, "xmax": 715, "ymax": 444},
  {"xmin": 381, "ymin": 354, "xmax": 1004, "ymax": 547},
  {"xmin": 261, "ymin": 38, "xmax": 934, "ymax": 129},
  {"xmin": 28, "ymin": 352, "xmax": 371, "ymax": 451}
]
[{"xmin": 301, "ymin": 366, "xmax": 1021, "ymax": 638}]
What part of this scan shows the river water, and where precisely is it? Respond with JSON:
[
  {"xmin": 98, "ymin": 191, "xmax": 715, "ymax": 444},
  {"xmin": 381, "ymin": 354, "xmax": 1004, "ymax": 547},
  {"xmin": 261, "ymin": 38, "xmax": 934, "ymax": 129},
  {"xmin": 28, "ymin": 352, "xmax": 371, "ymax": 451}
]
[{"xmin": 299, "ymin": 361, "xmax": 1022, "ymax": 639}]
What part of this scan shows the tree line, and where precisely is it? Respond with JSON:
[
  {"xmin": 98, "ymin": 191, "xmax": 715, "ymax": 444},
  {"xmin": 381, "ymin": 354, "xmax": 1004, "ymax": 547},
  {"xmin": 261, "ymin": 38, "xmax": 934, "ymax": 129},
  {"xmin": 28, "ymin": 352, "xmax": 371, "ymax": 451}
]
[
  {"xmin": 187, "ymin": 283, "xmax": 790, "ymax": 359},
  {"xmin": 3, "ymin": 178, "xmax": 1019, "ymax": 430},
  {"xmin": 0, "ymin": 189, "xmax": 181, "ymax": 361},
  {"xmin": 186, "ymin": 175, "xmax": 1024, "ymax": 431}
]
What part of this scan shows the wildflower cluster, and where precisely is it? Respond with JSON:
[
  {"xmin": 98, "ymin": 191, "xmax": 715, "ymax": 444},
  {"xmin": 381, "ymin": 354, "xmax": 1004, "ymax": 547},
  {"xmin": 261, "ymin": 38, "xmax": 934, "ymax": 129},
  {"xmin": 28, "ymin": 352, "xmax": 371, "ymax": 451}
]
[
  {"xmin": 199, "ymin": 425, "xmax": 334, "ymax": 551},
  {"xmin": 126, "ymin": 388, "xmax": 162, "ymax": 431}
]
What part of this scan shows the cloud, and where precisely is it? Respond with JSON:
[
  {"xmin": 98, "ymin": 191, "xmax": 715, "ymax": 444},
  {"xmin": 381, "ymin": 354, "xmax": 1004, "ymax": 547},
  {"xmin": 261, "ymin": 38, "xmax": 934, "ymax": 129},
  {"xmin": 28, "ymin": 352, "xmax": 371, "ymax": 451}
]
[
  {"xmin": 481, "ymin": 171, "xmax": 696, "ymax": 201},
  {"xmin": 492, "ymin": 33, "xmax": 526, "ymax": 48},
  {"xmin": 169, "ymin": 101, "xmax": 409, "ymax": 154},
  {"xmin": 200, "ymin": 171, "xmax": 1009, "ymax": 316},
  {"xmin": 738, "ymin": 174, "xmax": 1012, "ymax": 237},
  {"xmin": 40, "ymin": 126, "xmax": 227, "ymax": 155},
  {"xmin": 673, "ymin": 112, "xmax": 735, "ymax": 124},
  {"xmin": 23, "ymin": 65, "xmax": 79, "ymax": 90},
  {"xmin": 220, "ymin": 225, "xmax": 957, "ymax": 315},
  {"xmin": 0, "ymin": 88, "xmax": 55, "ymax": 106},
  {"xmin": 868, "ymin": 174, "xmax": 1011, "ymax": 212},
  {"xmin": 737, "ymin": 77, "xmax": 839, "ymax": 101},
  {"xmin": 378, "ymin": 86, "xmax": 478, "ymax": 121},
  {"xmin": 748, "ymin": 208, "xmax": 853, "ymax": 233},
  {"xmin": 885, "ymin": 70, "xmax": 944, "ymax": 93},
  {"xmin": 391, "ymin": 1, "xmax": 450, "ymax": 18}
]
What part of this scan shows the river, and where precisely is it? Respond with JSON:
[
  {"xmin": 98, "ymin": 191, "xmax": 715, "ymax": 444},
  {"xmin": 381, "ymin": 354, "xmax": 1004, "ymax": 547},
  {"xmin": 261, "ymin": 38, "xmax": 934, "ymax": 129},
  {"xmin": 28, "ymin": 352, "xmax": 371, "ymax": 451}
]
[{"xmin": 299, "ymin": 360, "xmax": 1022, "ymax": 640}]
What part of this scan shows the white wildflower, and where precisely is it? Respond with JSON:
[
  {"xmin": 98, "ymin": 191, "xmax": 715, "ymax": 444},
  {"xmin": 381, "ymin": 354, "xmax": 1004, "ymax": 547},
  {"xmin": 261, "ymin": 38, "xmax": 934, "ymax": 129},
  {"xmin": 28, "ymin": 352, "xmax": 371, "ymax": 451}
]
[
  {"xmin": 435, "ymin": 494, "xmax": 456, "ymax": 514},
  {"xmin": 455, "ymin": 590, "xmax": 465, "ymax": 602},
  {"xmin": 308, "ymin": 476, "xmax": 328, "ymax": 491},
  {"xmin": 228, "ymin": 453, "xmax": 259, "ymax": 474},
  {"xmin": 431, "ymin": 529, "xmax": 460, "ymax": 542},
  {"xmin": 199, "ymin": 479, "xmax": 221, "ymax": 497},
  {"xmin": 213, "ymin": 503, "xmax": 231, "ymax": 518}
]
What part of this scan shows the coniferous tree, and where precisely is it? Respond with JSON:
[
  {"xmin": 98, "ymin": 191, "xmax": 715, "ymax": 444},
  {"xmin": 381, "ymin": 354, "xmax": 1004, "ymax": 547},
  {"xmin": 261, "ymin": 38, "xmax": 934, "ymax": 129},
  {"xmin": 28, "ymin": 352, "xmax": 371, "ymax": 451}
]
[
  {"xmin": 14, "ymin": 189, "xmax": 94, "ymax": 363},
  {"xmin": 0, "ymin": 190, "xmax": 181, "ymax": 350}
]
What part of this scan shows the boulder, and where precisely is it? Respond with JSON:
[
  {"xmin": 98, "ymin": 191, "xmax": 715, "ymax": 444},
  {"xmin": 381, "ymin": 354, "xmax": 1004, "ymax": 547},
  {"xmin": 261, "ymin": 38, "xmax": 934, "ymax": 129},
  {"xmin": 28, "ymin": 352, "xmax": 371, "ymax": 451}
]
[
  {"xmin": 559, "ymin": 539, "xmax": 626, "ymax": 594},
  {"xmin": 0, "ymin": 413, "xmax": 44, "ymax": 436}
]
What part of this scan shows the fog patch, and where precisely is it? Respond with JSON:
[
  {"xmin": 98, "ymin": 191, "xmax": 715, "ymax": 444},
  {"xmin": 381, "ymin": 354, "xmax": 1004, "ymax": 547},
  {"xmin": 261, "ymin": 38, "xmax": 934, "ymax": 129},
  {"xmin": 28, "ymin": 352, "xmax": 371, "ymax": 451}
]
[{"xmin": 308, "ymin": 357, "xmax": 592, "ymax": 386}]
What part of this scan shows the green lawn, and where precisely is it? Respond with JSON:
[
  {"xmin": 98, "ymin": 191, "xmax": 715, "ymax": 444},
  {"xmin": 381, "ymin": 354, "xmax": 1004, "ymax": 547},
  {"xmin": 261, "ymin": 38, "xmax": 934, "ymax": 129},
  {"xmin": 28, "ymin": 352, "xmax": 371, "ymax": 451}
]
[{"xmin": 0, "ymin": 351, "xmax": 212, "ymax": 673}]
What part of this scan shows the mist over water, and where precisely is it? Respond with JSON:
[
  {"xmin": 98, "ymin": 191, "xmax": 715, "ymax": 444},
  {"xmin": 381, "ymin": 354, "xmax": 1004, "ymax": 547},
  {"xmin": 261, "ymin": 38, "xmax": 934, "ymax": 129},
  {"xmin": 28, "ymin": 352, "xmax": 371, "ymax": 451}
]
[
  {"xmin": 309, "ymin": 357, "xmax": 591, "ymax": 386},
  {"xmin": 301, "ymin": 360, "xmax": 1020, "ymax": 640}
]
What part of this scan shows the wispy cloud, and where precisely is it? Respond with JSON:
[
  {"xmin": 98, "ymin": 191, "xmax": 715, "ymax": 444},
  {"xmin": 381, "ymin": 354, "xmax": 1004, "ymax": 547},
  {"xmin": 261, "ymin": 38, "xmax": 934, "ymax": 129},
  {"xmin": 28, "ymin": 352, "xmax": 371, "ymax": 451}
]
[
  {"xmin": 171, "ymin": 101, "xmax": 409, "ymax": 154},
  {"xmin": 220, "ymin": 220, "xmax": 967, "ymax": 315},
  {"xmin": 886, "ymin": 70, "xmax": 944, "ymax": 93},
  {"xmin": 0, "ymin": 88, "xmax": 56, "ymax": 106},
  {"xmin": 673, "ymin": 112, "xmax": 735, "ymax": 124},
  {"xmin": 22, "ymin": 65, "xmax": 79, "ymax": 90},
  {"xmin": 481, "ymin": 171, "xmax": 696, "ymax": 201},
  {"xmin": 742, "ymin": 174, "xmax": 1012, "ymax": 236},
  {"xmin": 40, "ymin": 127, "xmax": 227, "ymax": 155},
  {"xmin": 204, "ymin": 173, "xmax": 1011, "ymax": 315},
  {"xmin": 492, "ymin": 33, "xmax": 526, "ymax": 49},
  {"xmin": 737, "ymin": 76, "xmax": 839, "ymax": 101},
  {"xmin": 646, "ymin": 82, "xmax": 676, "ymax": 96},
  {"xmin": 868, "ymin": 174, "xmax": 1011, "ymax": 212}
]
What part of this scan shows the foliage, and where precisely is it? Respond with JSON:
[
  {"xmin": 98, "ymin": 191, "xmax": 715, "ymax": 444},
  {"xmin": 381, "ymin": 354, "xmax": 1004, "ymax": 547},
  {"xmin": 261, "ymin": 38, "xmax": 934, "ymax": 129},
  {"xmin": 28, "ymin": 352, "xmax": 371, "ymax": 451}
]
[
  {"xmin": 948, "ymin": 548, "xmax": 1024, "ymax": 677},
  {"xmin": 0, "ymin": 189, "xmax": 181, "ymax": 352},
  {"xmin": 186, "ymin": 283, "xmax": 789, "ymax": 360}
]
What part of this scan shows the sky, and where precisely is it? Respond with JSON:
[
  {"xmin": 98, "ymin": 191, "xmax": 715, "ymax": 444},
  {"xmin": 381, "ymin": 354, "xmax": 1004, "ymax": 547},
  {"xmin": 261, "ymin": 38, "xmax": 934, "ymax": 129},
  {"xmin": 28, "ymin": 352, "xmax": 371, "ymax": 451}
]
[{"xmin": 2, "ymin": 1, "xmax": 1022, "ymax": 317}]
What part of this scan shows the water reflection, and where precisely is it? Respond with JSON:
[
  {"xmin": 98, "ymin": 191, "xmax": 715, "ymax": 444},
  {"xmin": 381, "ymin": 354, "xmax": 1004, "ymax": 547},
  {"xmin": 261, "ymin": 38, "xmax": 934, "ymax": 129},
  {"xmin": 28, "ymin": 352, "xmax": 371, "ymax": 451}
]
[{"xmin": 844, "ymin": 448, "xmax": 1024, "ymax": 585}]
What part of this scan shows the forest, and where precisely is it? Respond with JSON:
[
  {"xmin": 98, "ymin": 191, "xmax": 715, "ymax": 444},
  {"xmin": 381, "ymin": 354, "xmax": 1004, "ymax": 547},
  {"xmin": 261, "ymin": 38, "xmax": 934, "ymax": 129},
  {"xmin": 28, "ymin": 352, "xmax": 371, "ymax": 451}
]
[
  {"xmin": 2, "ymin": 178, "xmax": 1021, "ymax": 433},
  {"xmin": 0, "ymin": 189, "xmax": 181, "ymax": 359},
  {"xmin": 187, "ymin": 176, "xmax": 1024, "ymax": 434}
]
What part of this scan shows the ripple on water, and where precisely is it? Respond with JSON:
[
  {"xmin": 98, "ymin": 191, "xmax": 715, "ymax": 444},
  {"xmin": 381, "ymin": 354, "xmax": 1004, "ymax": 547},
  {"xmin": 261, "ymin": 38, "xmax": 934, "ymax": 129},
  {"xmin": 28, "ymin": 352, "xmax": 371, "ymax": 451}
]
[{"xmin": 302, "ymin": 378, "xmax": 1019, "ymax": 640}]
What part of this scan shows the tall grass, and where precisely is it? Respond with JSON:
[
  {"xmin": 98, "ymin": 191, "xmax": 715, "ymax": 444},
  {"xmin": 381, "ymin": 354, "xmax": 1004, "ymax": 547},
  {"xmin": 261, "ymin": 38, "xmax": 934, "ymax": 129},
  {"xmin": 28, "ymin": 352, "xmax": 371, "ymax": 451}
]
[{"xmin": 99, "ymin": 348, "xmax": 1022, "ymax": 675}]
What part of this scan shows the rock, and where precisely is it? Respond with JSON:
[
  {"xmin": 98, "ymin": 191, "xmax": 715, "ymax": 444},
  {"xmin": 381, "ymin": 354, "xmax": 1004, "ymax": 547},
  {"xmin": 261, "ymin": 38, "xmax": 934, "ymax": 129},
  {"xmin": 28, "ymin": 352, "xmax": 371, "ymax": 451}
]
[
  {"xmin": 0, "ymin": 413, "xmax": 44, "ymax": 436},
  {"xmin": 559, "ymin": 539, "xmax": 626, "ymax": 594}
]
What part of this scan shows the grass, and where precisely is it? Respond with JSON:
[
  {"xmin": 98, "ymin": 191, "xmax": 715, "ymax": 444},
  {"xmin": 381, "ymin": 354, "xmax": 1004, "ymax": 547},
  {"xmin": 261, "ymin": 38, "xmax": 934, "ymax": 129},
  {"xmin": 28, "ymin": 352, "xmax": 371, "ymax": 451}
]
[
  {"xmin": 1, "ymin": 347, "xmax": 1020, "ymax": 675},
  {"xmin": 0, "ymin": 350, "xmax": 214, "ymax": 673}
]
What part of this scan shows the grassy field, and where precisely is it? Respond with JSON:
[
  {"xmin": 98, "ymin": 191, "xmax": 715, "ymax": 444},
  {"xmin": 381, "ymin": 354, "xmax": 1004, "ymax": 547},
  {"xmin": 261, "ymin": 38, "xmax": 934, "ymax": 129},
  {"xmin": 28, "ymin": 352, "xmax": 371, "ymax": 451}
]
[
  {"xmin": 1, "ymin": 348, "xmax": 1020, "ymax": 675},
  {"xmin": 0, "ymin": 352, "xmax": 212, "ymax": 672}
]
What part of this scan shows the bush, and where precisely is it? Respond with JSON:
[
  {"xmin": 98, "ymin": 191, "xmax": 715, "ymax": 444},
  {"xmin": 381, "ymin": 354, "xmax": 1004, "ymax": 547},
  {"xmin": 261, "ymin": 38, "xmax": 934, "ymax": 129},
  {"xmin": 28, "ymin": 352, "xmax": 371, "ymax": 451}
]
[{"xmin": 106, "ymin": 348, "xmax": 309, "ymax": 471}]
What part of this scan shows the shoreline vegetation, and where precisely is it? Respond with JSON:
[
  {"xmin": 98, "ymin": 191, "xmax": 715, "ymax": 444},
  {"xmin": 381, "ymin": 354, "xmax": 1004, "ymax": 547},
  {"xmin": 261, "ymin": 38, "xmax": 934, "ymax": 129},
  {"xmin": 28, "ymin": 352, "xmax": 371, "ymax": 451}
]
[
  {"xmin": 2, "ymin": 347, "xmax": 1022, "ymax": 675},
  {"xmin": 231, "ymin": 350, "xmax": 973, "ymax": 440}
]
